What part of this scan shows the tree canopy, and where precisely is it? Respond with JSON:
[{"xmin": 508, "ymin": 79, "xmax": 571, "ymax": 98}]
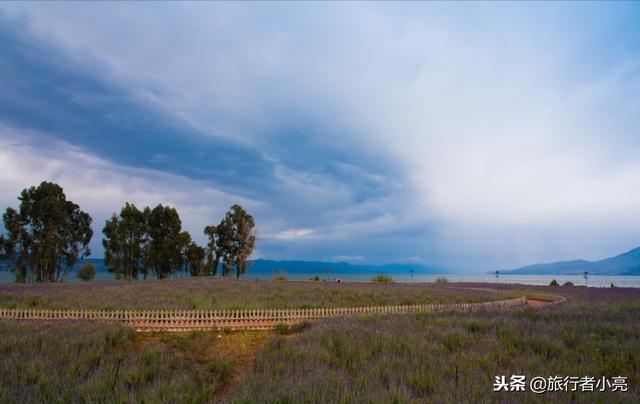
[
  {"xmin": 102, "ymin": 203, "xmax": 192, "ymax": 280},
  {"xmin": 1, "ymin": 181, "xmax": 93, "ymax": 282},
  {"xmin": 102, "ymin": 203, "xmax": 149, "ymax": 280},
  {"xmin": 205, "ymin": 204, "xmax": 256, "ymax": 278},
  {"xmin": 1, "ymin": 182, "xmax": 258, "ymax": 283}
]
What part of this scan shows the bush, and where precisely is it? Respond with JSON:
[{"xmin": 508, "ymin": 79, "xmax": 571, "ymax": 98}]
[
  {"xmin": 435, "ymin": 277, "xmax": 449, "ymax": 284},
  {"xmin": 290, "ymin": 320, "xmax": 312, "ymax": 334},
  {"xmin": 77, "ymin": 263, "xmax": 97, "ymax": 281},
  {"xmin": 273, "ymin": 272, "xmax": 288, "ymax": 281},
  {"xmin": 563, "ymin": 281, "xmax": 574, "ymax": 287},
  {"xmin": 371, "ymin": 274, "xmax": 393, "ymax": 283},
  {"xmin": 549, "ymin": 279, "xmax": 559, "ymax": 287},
  {"xmin": 275, "ymin": 323, "xmax": 290, "ymax": 335}
]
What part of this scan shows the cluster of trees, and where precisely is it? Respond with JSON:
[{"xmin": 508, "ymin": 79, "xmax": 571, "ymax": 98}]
[
  {"xmin": 0, "ymin": 182, "xmax": 93, "ymax": 282},
  {"xmin": 1, "ymin": 182, "xmax": 256, "ymax": 283},
  {"xmin": 103, "ymin": 202, "xmax": 255, "ymax": 280}
]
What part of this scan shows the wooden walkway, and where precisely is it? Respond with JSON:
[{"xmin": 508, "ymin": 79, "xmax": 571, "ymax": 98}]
[{"xmin": 0, "ymin": 296, "xmax": 559, "ymax": 332}]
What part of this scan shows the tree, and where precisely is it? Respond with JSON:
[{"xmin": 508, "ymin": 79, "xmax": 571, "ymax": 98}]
[
  {"xmin": 214, "ymin": 204, "xmax": 256, "ymax": 278},
  {"xmin": 372, "ymin": 274, "xmax": 393, "ymax": 283},
  {"xmin": 145, "ymin": 204, "xmax": 191, "ymax": 279},
  {"xmin": 102, "ymin": 203, "xmax": 193, "ymax": 280},
  {"xmin": 77, "ymin": 262, "xmax": 97, "ymax": 281},
  {"xmin": 1, "ymin": 181, "xmax": 93, "ymax": 282},
  {"xmin": 185, "ymin": 242, "xmax": 206, "ymax": 276},
  {"xmin": 102, "ymin": 203, "xmax": 148, "ymax": 280},
  {"xmin": 204, "ymin": 225, "xmax": 222, "ymax": 276}
]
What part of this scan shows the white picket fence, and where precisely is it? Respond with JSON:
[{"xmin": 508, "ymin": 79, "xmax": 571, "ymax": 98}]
[{"xmin": 0, "ymin": 296, "xmax": 527, "ymax": 331}]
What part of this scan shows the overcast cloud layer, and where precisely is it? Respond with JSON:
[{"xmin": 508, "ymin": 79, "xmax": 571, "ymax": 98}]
[{"xmin": 1, "ymin": 3, "xmax": 639, "ymax": 271}]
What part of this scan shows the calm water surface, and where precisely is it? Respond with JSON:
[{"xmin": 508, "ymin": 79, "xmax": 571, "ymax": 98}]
[{"xmin": 1, "ymin": 269, "xmax": 639, "ymax": 288}]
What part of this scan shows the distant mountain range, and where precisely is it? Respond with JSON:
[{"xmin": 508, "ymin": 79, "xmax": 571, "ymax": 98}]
[
  {"xmin": 501, "ymin": 247, "xmax": 640, "ymax": 276},
  {"xmin": 0, "ymin": 258, "xmax": 448, "ymax": 276},
  {"xmin": 244, "ymin": 259, "xmax": 449, "ymax": 276}
]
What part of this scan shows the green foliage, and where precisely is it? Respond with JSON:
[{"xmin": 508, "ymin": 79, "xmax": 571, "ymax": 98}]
[
  {"xmin": 549, "ymin": 279, "xmax": 559, "ymax": 286},
  {"xmin": 76, "ymin": 263, "xmax": 97, "ymax": 282},
  {"xmin": 190, "ymin": 294, "xmax": 214, "ymax": 310},
  {"xmin": 371, "ymin": 274, "xmax": 393, "ymax": 283},
  {"xmin": 103, "ymin": 203, "xmax": 193, "ymax": 280},
  {"xmin": 205, "ymin": 205, "xmax": 256, "ymax": 279},
  {"xmin": 275, "ymin": 323, "xmax": 290, "ymax": 335},
  {"xmin": 273, "ymin": 272, "xmax": 288, "ymax": 281},
  {"xmin": 1, "ymin": 181, "xmax": 93, "ymax": 282},
  {"xmin": 146, "ymin": 204, "xmax": 191, "ymax": 279},
  {"xmin": 207, "ymin": 354, "xmax": 233, "ymax": 383},
  {"xmin": 185, "ymin": 242, "xmax": 206, "ymax": 276},
  {"xmin": 463, "ymin": 319, "xmax": 493, "ymax": 334},
  {"xmin": 435, "ymin": 277, "xmax": 449, "ymax": 284},
  {"xmin": 563, "ymin": 281, "xmax": 574, "ymax": 286},
  {"xmin": 102, "ymin": 203, "xmax": 148, "ymax": 280}
]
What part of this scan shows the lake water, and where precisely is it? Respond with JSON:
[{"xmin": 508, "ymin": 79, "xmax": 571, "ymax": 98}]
[{"xmin": 1, "ymin": 269, "xmax": 639, "ymax": 288}]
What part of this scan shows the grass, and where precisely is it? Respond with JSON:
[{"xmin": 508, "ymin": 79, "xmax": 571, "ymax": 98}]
[
  {"xmin": 0, "ymin": 278, "xmax": 506, "ymax": 310},
  {"xmin": 2, "ymin": 281, "xmax": 637, "ymax": 402},
  {"xmin": 228, "ymin": 285, "xmax": 640, "ymax": 403},
  {"xmin": 0, "ymin": 320, "xmax": 268, "ymax": 403}
]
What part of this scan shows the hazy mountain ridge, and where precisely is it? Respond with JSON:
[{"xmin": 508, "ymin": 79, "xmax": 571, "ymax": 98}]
[
  {"xmin": 245, "ymin": 259, "xmax": 449, "ymax": 275},
  {"xmin": 0, "ymin": 258, "xmax": 448, "ymax": 276},
  {"xmin": 502, "ymin": 247, "xmax": 640, "ymax": 275}
]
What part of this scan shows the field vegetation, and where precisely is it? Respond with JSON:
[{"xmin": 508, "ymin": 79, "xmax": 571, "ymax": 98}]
[
  {"xmin": 0, "ymin": 278, "xmax": 504, "ymax": 310},
  {"xmin": 229, "ymin": 285, "xmax": 640, "ymax": 403},
  {"xmin": 0, "ymin": 281, "xmax": 638, "ymax": 402},
  {"xmin": 0, "ymin": 320, "xmax": 267, "ymax": 403}
]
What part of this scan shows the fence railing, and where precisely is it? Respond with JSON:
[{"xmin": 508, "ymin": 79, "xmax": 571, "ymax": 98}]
[{"xmin": 0, "ymin": 296, "xmax": 527, "ymax": 331}]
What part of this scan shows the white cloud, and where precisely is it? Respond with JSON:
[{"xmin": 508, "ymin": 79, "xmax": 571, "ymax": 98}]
[
  {"xmin": 2, "ymin": 4, "xmax": 640, "ymax": 268},
  {"xmin": 264, "ymin": 228, "xmax": 317, "ymax": 241},
  {"xmin": 0, "ymin": 125, "xmax": 259, "ymax": 253},
  {"xmin": 331, "ymin": 255, "xmax": 364, "ymax": 262}
]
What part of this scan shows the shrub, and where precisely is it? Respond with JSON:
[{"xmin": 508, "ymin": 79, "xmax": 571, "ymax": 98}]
[
  {"xmin": 563, "ymin": 281, "xmax": 574, "ymax": 287},
  {"xmin": 208, "ymin": 354, "xmax": 233, "ymax": 383},
  {"xmin": 275, "ymin": 323, "xmax": 290, "ymax": 335},
  {"xmin": 371, "ymin": 274, "xmax": 393, "ymax": 283},
  {"xmin": 463, "ymin": 319, "xmax": 493, "ymax": 334},
  {"xmin": 290, "ymin": 320, "xmax": 312, "ymax": 333},
  {"xmin": 435, "ymin": 277, "xmax": 449, "ymax": 284},
  {"xmin": 77, "ymin": 263, "xmax": 97, "ymax": 281},
  {"xmin": 549, "ymin": 279, "xmax": 559, "ymax": 287},
  {"xmin": 273, "ymin": 272, "xmax": 288, "ymax": 281}
]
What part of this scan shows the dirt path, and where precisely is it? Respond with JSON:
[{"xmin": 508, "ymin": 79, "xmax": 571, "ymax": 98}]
[{"xmin": 526, "ymin": 298, "xmax": 548, "ymax": 306}]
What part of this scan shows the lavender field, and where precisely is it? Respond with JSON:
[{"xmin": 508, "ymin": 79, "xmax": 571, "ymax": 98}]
[
  {"xmin": 229, "ymin": 285, "xmax": 640, "ymax": 403},
  {"xmin": 0, "ymin": 321, "xmax": 267, "ymax": 403},
  {"xmin": 0, "ymin": 278, "xmax": 506, "ymax": 310},
  {"xmin": 0, "ymin": 282, "xmax": 638, "ymax": 402}
]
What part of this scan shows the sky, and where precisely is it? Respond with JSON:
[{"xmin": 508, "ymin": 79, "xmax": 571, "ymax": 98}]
[{"xmin": 0, "ymin": 2, "xmax": 639, "ymax": 272}]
